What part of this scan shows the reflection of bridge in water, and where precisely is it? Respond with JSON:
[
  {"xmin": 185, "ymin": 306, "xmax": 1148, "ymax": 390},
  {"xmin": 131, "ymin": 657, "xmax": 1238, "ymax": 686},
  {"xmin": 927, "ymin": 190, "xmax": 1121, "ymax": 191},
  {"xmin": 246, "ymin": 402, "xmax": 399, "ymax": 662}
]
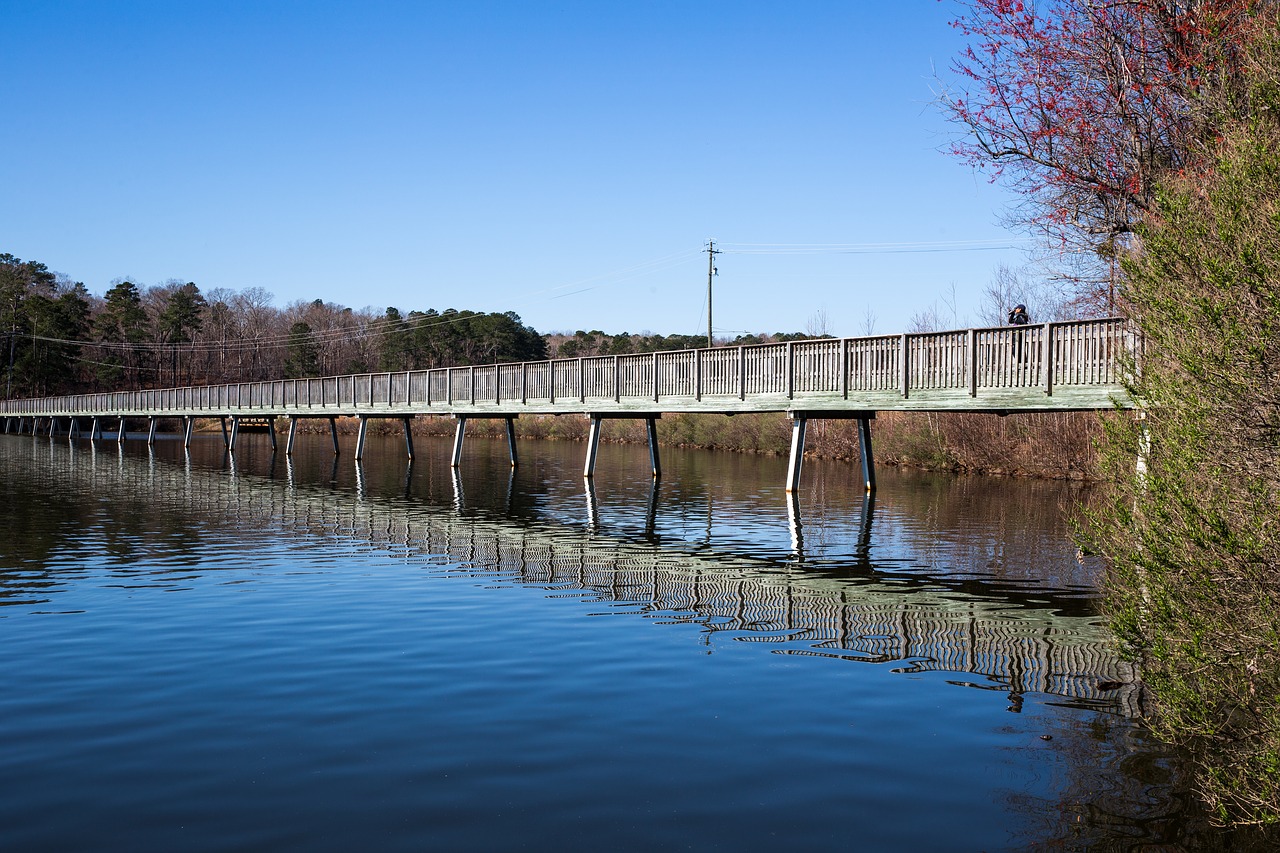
[{"xmin": 4, "ymin": 437, "xmax": 1141, "ymax": 716}]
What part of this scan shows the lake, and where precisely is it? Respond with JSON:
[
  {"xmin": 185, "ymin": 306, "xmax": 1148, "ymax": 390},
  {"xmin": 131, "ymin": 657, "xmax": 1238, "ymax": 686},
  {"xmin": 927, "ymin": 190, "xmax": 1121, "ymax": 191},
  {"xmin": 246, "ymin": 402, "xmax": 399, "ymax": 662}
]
[{"xmin": 0, "ymin": 428, "xmax": 1256, "ymax": 850}]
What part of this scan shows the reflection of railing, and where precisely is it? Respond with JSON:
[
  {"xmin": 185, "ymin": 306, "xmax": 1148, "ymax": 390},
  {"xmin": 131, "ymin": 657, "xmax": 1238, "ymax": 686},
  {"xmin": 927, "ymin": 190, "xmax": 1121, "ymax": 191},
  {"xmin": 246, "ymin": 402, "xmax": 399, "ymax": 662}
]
[
  {"xmin": 5, "ymin": 440, "xmax": 1142, "ymax": 715},
  {"xmin": 0, "ymin": 318, "xmax": 1136, "ymax": 417}
]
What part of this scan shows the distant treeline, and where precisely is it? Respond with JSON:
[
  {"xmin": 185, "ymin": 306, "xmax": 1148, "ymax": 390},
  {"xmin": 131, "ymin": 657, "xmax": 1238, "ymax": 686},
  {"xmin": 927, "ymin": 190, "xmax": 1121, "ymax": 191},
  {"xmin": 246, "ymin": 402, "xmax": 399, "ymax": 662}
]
[
  {"xmin": 0, "ymin": 252, "xmax": 824, "ymax": 399},
  {"xmin": 545, "ymin": 328, "xmax": 828, "ymax": 359}
]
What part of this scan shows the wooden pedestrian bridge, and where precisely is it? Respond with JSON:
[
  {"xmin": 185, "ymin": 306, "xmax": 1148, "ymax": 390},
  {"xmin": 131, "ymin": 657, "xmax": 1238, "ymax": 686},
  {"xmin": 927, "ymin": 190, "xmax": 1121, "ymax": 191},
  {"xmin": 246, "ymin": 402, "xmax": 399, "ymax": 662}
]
[{"xmin": 1, "ymin": 317, "xmax": 1137, "ymax": 491}]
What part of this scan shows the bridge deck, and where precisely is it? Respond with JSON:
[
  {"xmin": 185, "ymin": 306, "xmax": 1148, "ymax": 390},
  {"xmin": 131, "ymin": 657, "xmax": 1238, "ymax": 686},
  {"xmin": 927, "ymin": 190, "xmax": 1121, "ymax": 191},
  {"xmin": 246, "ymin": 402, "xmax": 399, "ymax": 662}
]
[{"xmin": 1, "ymin": 318, "xmax": 1135, "ymax": 419}]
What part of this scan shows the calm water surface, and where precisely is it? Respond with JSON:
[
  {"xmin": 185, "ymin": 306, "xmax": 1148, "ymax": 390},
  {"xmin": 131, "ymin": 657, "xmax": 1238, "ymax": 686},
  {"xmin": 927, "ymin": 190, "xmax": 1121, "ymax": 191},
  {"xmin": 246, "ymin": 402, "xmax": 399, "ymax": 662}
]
[{"xmin": 0, "ymin": 428, "xmax": 1254, "ymax": 850}]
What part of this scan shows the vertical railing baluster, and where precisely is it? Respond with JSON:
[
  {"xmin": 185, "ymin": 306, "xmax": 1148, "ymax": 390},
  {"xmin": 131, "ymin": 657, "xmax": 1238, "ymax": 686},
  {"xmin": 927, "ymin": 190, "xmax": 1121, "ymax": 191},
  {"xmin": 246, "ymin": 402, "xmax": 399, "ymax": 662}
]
[
  {"xmin": 899, "ymin": 334, "xmax": 909, "ymax": 398},
  {"xmin": 1043, "ymin": 323, "xmax": 1054, "ymax": 395}
]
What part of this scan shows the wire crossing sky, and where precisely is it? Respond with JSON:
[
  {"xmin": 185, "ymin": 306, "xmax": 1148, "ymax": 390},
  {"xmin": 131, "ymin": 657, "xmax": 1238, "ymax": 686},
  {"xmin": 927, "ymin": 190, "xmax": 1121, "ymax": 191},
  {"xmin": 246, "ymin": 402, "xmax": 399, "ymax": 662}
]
[{"xmin": 1, "ymin": 1, "xmax": 1031, "ymax": 338}]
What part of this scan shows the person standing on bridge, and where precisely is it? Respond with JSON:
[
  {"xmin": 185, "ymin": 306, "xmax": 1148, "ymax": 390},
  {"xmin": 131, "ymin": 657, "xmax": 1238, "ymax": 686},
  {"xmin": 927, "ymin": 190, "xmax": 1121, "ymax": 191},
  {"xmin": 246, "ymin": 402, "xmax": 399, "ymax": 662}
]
[{"xmin": 1008, "ymin": 304, "xmax": 1030, "ymax": 367}]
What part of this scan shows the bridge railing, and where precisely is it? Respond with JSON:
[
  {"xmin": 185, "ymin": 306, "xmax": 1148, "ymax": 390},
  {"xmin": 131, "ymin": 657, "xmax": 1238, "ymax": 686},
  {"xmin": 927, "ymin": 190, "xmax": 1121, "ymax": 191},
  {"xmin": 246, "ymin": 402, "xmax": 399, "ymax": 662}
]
[{"xmin": 0, "ymin": 317, "xmax": 1135, "ymax": 417}]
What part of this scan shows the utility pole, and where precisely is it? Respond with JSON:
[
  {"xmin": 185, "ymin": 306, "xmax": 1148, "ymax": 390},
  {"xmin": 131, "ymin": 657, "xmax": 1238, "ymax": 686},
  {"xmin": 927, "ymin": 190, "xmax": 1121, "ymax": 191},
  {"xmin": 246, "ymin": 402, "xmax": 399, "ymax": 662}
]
[{"xmin": 706, "ymin": 240, "xmax": 719, "ymax": 348}]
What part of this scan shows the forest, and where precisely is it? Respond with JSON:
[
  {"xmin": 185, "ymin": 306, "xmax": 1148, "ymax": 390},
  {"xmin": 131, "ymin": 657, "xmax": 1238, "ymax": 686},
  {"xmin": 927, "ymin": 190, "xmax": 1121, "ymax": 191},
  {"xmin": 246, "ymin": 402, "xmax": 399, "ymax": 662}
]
[{"xmin": 0, "ymin": 252, "xmax": 830, "ymax": 400}]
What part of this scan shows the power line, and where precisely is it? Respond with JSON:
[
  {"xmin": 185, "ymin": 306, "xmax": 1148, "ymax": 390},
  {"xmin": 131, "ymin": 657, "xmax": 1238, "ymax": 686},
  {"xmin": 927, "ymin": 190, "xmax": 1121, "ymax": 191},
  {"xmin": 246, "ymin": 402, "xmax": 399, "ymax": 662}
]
[{"xmin": 717, "ymin": 238, "xmax": 1033, "ymax": 255}]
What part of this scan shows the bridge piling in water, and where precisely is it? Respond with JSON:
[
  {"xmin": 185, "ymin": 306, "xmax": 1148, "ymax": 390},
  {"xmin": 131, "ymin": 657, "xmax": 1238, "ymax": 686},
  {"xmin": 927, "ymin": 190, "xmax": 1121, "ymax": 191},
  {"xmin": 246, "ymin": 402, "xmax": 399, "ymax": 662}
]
[
  {"xmin": 355, "ymin": 417, "xmax": 368, "ymax": 460},
  {"xmin": 451, "ymin": 416, "xmax": 467, "ymax": 468},
  {"xmin": 583, "ymin": 413, "xmax": 662, "ymax": 480},
  {"xmin": 787, "ymin": 411, "xmax": 877, "ymax": 494}
]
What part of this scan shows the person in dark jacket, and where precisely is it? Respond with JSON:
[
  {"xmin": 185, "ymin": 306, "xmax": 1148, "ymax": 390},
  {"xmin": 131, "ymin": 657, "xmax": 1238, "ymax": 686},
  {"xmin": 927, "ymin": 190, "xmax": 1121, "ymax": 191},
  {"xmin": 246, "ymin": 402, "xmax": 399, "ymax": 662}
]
[{"xmin": 1007, "ymin": 304, "xmax": 1030, "ymax": 325}]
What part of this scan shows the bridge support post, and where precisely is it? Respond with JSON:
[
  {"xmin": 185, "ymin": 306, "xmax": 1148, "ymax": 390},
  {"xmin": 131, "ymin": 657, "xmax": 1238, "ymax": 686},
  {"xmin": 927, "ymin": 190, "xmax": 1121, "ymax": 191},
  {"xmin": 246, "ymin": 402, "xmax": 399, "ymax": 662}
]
[
  {"xmin": 48, "ymin": 417, "xmax": 57, "ymax": 437},
  {"xmin": 183, "ymin": 416, "xmax": 194, "ymax": 450},
  {"xmin": 228, "ymin": 417, "xmax": 240, "ymax": 453},
  {"xmin": 402, "ymin": 417, "xmax": 414, "ymax": 461},
  {"xmin": 858, "ymin": 416, "xmax": 876, "ymax": 493},
  {"xmin": 328, "ymin": 417, "xmax": 339, "ymax": 456},
  {"xmin": 286, "ymin": 417, "xmax": 298, "ymax": 456},
  {"xmin": 266, "ymin": 417, "xmax": 277, "ymax": 452},
  {"xmin": 505, "ymin": 417, "xmax": 517, "ymax": 467},
  {"xmin": 219, "ymin": 417, "xmax": 229, "ymax": 449},
  {"xmin": 355, "ymin": 416, "xmax": 368, "ymax": 461},
  {"xmin": 583, "ymin": 415, "xmax": 603, "ymax": 479},
  {"xmin": 91, "ymin": 417, "xmax": 102, "ymax": 441},
  {"xmin": 118, "ymin": 417, "xmax": 127, "ymax": 444},
  {"xmin": 451, "ymin": 416, "xmax": 467, "ymax": 468},
  {"xmin": 147, "ymin": 416, "xmax": 158, "ymax": 446},
  {"xmin": 785, "ymin": 414, "xmax": 807, "ymax": 494},
  {"xmin": 646, "ymin": 417, "xmax": 661, "ymax": 478}
]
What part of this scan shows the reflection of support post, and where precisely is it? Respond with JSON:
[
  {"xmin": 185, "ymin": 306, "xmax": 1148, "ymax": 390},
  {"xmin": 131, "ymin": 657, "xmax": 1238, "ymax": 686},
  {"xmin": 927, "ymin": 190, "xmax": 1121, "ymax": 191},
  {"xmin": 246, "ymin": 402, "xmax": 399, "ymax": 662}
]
[
  {"xmin": 787, "ymin": 490, "xmax": 804, "ymax": 561},
  {"xmin": 785, "ymin": 414, "xmax": 807, "ymax": 493},
  {"xmin": 266, "ymin": 416, "xmax": 277, "ymax": 453},
  {"xmin": 450, "ymin": 468, "xmax": 465, "ymax": 511},
  {"xmin": 584, "ymin": 478, "xmax": 599, "ymax": 529},
  {"xmin": 402, "ymin": 417, "xmax": 414, "ymax": 461},
  {"xmin": 644, "ymin": 478, "xmax": 659, "ymax": 539},
  {"xmin": 451, "ymin": 416, "xmax": 467, "ymax": 468},
  {"xmin": 355, "ymin": 416, "xmax": 369, "ymax": 461},
  {"xmin": 583, "ymin": 415, "xmax": 603, "ymax": 479},
  {"xmin": 328, "ymin": 417, "xmax": 340, "ymax": 456},
  {"xmin": 646, "ymin": 417, "xmax": 661, "ymax": 478},
  {"xmin": 858, "ymin": 415, "xmax": 876, "ymax": 492},
  {"xmin": 183, "ymin": 416, "xmax": 194, "ymax": 450},
  {"xmin": 505, "ymin": 417, "xmax": 518, "ymax": 468},
  {"xmin": 147, "ymin": 416, "xmax": 158, "ymax": 446},
  {"xmin": 856, "ymin": 492, "xmax": 875, "ymax": 568},
  {"xmin": 354, "ymin": 459, "xmax": 365, "ymax": 499},
  {"xmin": 286, "ymin": 417, "xmax": 298, "ymax": 456},
  {"xmin": 228, "ymin": 416, "xmax": 240, "ymax": 453}
]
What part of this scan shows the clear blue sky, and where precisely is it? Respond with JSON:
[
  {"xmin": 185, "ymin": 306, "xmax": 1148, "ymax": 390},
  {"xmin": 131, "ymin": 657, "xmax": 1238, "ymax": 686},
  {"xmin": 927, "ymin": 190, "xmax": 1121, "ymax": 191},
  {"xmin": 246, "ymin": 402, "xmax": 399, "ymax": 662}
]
[{"xmin": 2, "ymin": 0, "xmax": 1031, "ymax": 338}]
